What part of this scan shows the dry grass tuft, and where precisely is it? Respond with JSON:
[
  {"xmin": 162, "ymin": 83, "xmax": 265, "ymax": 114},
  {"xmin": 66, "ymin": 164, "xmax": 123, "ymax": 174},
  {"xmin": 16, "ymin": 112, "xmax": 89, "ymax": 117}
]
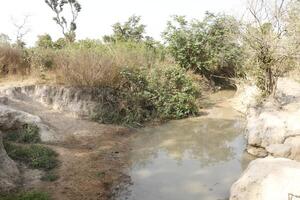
[
  {"xmin": 0, "ymin": 45, "xmax": 29, "ymax": 76},
  {"xmin": 55, "ymin": 50, "xmax": 122, "ymax": 88}
]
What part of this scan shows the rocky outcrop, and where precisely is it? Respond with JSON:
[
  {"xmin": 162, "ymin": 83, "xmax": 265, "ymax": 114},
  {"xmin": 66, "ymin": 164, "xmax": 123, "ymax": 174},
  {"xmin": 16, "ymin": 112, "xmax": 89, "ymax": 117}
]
[
  {"xmin": 0, "ymin": 131, "xmax": 20, "ymax": 193},
  {"xmin": 230, "ymin": 157, "xmax": 300, "ymax": 200},
  {"xmin": 230, "ymin": 78, "xmax": 300, "ymax": 200},
  {"xmin": 0, "ymin": 104, "xmax": 58, "ymax": 142},
  {"xmin": 232, "ymin": 78, "xmax": 300, "ymax": 159},
  {"xmin": 0, "ymin": 85, "xmax": 117, "ymax": 118}
]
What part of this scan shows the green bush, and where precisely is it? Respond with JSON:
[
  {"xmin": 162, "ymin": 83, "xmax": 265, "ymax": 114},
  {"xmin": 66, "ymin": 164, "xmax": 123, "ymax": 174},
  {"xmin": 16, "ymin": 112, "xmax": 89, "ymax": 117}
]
[
  {"xmin": 28, "ymin": 48, "xmax": 56, "ymax": 71},
  {"xmin": 163, "ymin": 13, "xmax": 244, "ymax": 84},
  {"xmin": 4, "ymin": 142, "xmax": 58, "ymax": 170},
  {"xmin": 94, "ymin": 65, "xmax": 200, "ymax": 126},
  {"xmin": 5, "ymin": 124, "xmax": 40, "ymax": 143},
  {"xmin": 0, "ymin": 191, "xmax": 50, "ymax": 200},
  {"xmin": 147, "ymin": 66, "xmax": 200, "ymax": 119}
]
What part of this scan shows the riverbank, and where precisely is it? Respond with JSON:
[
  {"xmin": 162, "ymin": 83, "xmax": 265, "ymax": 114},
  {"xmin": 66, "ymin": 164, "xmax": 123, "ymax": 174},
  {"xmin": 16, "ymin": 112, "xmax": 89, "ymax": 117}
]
[
  {"xmin": 0, "ymin": 83, "xmax": 133, "ymax": 200},
  {"xmin": 230, "ymin": 77, "xmax": 300, "ymax": 200}
]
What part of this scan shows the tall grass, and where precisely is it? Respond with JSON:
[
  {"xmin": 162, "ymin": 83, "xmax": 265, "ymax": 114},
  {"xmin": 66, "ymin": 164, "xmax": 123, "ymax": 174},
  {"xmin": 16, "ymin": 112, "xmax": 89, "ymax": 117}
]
[
  {"xmin": 0, "ymin": 41, "xmax": 200, "ymax": 125},
  {"xmin": 0, "ymin": 45, "xmax": 29, "ymax": 76}
]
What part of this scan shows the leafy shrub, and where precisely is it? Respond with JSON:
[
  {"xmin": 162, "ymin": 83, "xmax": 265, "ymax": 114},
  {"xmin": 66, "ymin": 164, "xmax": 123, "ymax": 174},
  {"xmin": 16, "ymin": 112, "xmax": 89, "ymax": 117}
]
[
  {"xmin": 0, "ymin": 191, "xmax": 50, "ymax": 200},
  {"xmin": 94, "ymin": 65, "xmax": 200, "ymax": 126},
  {"xmin": 147, "ymin": 66, "xmax": 200, "ymax": 119},
  {"xmin": 5, "ymin": 124, "xmax": 40, "ymax": 143},
  {"xmin": 4, "ymin": 142, "xmax": 58, "ymax": 170},
  {"xmin": 163, "ymin": 13, "xmax": 244, "ymax": 85},
  {"xmin": 29, "ymin": 48, "xmax": 56, "ymax": 71}
]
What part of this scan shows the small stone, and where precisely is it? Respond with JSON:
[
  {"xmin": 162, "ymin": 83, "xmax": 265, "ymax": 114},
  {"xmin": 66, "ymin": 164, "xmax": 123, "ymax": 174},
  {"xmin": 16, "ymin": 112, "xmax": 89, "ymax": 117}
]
[{"xmin": 247, "ymin": 145, "xmax": 268, "ymax": 157}]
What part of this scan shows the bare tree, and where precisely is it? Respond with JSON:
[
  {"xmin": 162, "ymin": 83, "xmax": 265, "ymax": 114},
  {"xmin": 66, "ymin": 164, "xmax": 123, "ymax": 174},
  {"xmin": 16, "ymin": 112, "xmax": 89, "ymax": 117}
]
[
  {"xmin": 244, "ymin": 0, "xmax": 293, "ymax": 96},
  {"xmin": 45, "ymin": 0, "xmax": 81, "ymax": 43},
  {"xmin": 11, "ymin": 15, "xmax": 31, "ymax": 48}
]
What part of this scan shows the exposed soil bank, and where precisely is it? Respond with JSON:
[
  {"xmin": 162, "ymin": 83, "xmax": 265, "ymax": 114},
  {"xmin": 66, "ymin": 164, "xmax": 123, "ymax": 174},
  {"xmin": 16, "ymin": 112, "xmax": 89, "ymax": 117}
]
[{"xmin": 0, "ymin": 84, "xmax": 133, "ymax": 200}]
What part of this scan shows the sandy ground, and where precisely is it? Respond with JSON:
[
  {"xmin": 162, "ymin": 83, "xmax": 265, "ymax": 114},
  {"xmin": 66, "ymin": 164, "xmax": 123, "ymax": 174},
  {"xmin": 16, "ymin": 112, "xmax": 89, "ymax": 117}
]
[{"xmin": 5, "ymin": 94, "xmax": 133, "ymax": 200}]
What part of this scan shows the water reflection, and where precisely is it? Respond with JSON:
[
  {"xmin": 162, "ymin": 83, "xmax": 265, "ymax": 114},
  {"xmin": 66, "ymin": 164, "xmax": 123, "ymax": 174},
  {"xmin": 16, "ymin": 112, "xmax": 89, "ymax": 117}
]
[{"xmin": 115, "ymin": 91, "xmax": 253, "ymax": 200}]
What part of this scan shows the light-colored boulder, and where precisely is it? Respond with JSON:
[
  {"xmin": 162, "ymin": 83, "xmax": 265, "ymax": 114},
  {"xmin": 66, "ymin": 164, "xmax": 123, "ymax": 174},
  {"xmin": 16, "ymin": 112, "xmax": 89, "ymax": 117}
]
[
  {"xmin": 266, "ymin": 144, "xmax": 292, "ymax": 158},
  {"xmin": 0, "ymin": 131, "xmax": 20, "ymax": 193},
  {"xmin": 230, "ymin": 157, "xmax": 300, "ymax": 200},
  {"xmin": 231, "ymin": 82, "xmax": 259, "ymax": 114},
  {"xmin": 234, "ymin": 78, "xmax": 300, "ymax": 158},
  {"xmin": 0, "ymin": 104, "xmax": 59, "ymax": 142}
]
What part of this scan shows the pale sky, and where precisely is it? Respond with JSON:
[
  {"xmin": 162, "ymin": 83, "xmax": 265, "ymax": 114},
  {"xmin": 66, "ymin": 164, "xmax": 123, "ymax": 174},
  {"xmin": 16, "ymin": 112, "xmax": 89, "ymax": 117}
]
[{"xmin": 0, "ymin": 0, "xmax": 247, "ymax": 46}]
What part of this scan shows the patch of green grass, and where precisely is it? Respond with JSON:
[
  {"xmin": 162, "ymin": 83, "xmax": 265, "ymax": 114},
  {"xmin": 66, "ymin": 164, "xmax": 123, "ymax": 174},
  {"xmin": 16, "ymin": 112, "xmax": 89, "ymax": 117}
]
[
  {"xmin": 5, "ymin": 124, "xmax": 40, "ymax": 144},
  {"xmin": 4, "ymin": 142, "xmax": 58, "ymax": 170},
  {"xmin": 41, "ymin": 171, "xmax": 59, "ymax": 182},
  {"xmin": 96, "ymin": 171, "xmax": 105, "ymax": 178},
  {"xmin": 0, "ymin": 191, "xmax": 50, "ymax": 200}
]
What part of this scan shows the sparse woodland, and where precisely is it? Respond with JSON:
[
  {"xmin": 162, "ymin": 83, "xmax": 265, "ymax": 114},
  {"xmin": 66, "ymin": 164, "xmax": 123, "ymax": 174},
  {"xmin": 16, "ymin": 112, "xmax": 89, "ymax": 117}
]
[{"xmin": 0, "ymin": 0, "xmax": 299, "ymax": 125}]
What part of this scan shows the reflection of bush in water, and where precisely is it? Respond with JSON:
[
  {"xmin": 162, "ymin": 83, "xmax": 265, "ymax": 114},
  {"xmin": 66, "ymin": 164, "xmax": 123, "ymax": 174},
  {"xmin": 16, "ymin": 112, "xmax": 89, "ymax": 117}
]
[{"xmin": 130, "ymin": 118, "xmax": 244, "ymax": 167}]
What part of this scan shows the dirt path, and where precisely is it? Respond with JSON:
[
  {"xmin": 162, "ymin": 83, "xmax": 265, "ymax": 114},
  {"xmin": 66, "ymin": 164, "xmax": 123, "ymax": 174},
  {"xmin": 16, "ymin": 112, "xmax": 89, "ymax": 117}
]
[{"xmin": 5, "ymin": 97, "xmax": 132, "ymax": 200}]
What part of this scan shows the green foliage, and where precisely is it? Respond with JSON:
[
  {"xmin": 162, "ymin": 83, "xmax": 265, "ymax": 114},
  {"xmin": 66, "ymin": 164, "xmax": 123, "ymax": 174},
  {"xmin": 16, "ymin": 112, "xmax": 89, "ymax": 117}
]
[
  {"xmin": 147, "ymin": 66, "xmax": 200, "ymax": 119},
  {"xmin": 28, "ymin": 48, "xmax": 56, "ymax": 73},
  {"xmin": 4, "ymin": 142, "xmax": 58, "ymax": 170},
  {"xmin": 5, "ymin": 124, "xmax": 40, "ymax": 143},
  {"xmin": 36, "ymin": 34, "xmax": 54, "ymax": 49},
  {"xmin": 163, "ymin": 13, "xmax": 244, "ymax": 84},
  {"xmin": 45, "ymin": 0, "xmax": 82, "ymax": 42},
  {"xmin": 104, "ymin": 15, "xmax": 146, "ymax": 43},
  {"xmin": 0, "ymin": 191, "xmax": 50, "ymax": 200},
  {"xmin": 94, "ymin": 65, "xmax": 200, "ymax": 126}
]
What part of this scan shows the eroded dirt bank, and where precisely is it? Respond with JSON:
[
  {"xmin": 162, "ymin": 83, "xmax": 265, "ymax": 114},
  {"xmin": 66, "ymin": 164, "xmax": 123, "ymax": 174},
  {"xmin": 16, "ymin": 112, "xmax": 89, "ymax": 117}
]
[{"xmin": 0, "ymin": 84, "xmax": 133, "ymax": 200}]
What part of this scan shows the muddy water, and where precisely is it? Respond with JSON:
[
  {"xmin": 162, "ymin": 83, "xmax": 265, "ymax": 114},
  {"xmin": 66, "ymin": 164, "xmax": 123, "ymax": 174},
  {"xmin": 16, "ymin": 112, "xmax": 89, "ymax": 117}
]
[{"xmin": 116, "ymin": 91, "xmax": 253, "ymax": 200}]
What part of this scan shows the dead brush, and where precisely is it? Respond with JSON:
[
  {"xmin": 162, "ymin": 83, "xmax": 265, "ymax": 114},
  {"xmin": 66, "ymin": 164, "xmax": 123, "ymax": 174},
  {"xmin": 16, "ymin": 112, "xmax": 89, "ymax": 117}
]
[
  {"xmin": 0, "ymin": 45, "xmax": 29, "ymax": 76},
  {"xmin": 54, "ymin": 50, "xmax": 122, "ymax": 88}
]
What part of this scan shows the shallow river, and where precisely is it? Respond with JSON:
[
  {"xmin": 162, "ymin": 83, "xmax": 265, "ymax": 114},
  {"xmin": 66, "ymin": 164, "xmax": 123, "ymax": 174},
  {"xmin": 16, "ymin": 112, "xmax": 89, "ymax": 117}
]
[{"xmin": 116, "ymin": 91, "xmax": 253, "ymax": 200}]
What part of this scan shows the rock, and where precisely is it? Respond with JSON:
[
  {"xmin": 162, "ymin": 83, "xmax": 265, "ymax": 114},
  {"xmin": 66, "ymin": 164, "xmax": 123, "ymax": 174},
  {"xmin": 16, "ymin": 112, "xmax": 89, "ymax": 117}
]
[
  {"xmin": 230, "ymin": 157, "xmax": 300, "ymax": 200},
  {"xmin": 0, "ymin": 104, "xmax": 59, "ymax": 142},
  {"xmin": 231, "ymin": 82, "xmax": 259, "ymax": 114},
  {"xmin": 234, "ymin": 78, "xmax": 300, "ymax": 158},
  {"xmin": 247, "ymin": 145, "xmax": 268, "ymax": 157},
  {"xmin": 284, "ymin": 136, "xmax": 300, "ymax": 160},
  {"xmin": 0, "ymin": 131, "xmax": 20, "ymax": 193},
  {"xmin": 265, "ymin": 144, "xmax": 292, "ymax": 158}
]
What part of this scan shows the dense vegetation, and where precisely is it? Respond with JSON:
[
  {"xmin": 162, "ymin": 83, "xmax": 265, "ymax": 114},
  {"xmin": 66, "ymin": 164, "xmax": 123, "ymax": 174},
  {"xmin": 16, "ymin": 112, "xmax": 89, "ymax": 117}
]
[
  {"xmin": 0, "ymin": 191, "xmax": 50, "ymax": 200},
  {"xmin": 0, "ymin": 0, "xmax": 299, "ymax": 125}
]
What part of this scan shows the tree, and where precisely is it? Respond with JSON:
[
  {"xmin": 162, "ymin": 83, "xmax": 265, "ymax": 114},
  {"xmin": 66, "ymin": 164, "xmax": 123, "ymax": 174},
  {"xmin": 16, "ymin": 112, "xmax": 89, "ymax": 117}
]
[
  {"xmin": 36, "ymin": 34, "xmax": 54, "ymax": 48},
  {"xmin": 0, "ymin": 34, "xmax": 11, "ymax": 45},
  {"xmin": 11, "ymin": 15, "xmax": 30, "ymax": 48},
  {"xmin": 45, "ymin": 0, "xmax": 81, "ymax": 43},
  {"xmin": 163, "ymin": 13, "xmax": 244, "ymax": 85},
  {"xmin": 104, "ymin": 15, "xmax": 146, "ymax": 43},
  {"xmin": 286, "ymin": 0, "xmax": 300, "ymax": 66},
  {"xmin": 243, "ymin": 0, "xmax": 294, "ymax": 96}
]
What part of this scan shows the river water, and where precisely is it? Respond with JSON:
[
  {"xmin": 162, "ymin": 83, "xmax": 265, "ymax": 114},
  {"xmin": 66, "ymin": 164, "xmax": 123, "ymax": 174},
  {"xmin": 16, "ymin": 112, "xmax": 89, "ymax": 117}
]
[{"xmin": 116, "ymin": 91, "xmax": 253, "ymax": 200}]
